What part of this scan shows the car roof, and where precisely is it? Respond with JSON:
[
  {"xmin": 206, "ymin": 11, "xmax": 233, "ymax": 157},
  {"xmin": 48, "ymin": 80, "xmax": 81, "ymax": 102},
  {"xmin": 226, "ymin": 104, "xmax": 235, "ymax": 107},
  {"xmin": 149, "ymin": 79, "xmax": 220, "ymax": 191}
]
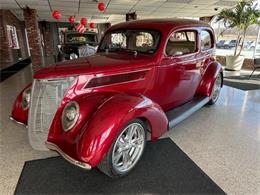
[{"xmin": 109, "ymin": 18, "xmax": 211, "ymax": 32}]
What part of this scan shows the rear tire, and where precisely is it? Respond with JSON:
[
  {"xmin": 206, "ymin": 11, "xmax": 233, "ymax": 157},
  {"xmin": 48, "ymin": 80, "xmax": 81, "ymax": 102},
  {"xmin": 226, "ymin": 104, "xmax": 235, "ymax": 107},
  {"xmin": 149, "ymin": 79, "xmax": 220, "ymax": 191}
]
[
  {"xmin": 97, "ymin": 119, "xmax": 147, "ymax": 178},
  {"xmin": 208, "ymin": 73, "xmax": 222, "ymax": 105}
]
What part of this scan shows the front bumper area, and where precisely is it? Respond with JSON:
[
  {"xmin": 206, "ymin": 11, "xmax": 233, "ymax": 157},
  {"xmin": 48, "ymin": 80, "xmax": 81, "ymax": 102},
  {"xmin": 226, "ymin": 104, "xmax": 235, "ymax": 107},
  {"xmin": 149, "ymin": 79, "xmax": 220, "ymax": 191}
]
[
  {"xmin": 10, "ymin": 116, "xmax": 27, "ymax": 128},
  {"xmin": 46, "ymin": 141, "xmax": 92, "ymax": 170}
]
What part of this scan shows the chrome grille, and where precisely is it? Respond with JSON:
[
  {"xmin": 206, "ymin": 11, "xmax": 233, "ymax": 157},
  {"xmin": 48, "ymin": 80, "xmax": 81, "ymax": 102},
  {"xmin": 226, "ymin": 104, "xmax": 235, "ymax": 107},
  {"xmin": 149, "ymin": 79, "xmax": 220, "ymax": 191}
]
[{"xmin": 28, "ymin": 77, "xmax": 75, "ymax": 151}]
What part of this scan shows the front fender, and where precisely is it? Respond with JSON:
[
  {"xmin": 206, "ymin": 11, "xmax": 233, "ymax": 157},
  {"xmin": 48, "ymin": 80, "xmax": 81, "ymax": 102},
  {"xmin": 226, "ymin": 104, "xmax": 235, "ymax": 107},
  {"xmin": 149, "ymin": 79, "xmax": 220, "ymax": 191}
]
[
  {"xmin": 196, "ymin": 61, "xmax": 223, "ymax": 97},
  {"xmin": 10, "ymin": 83, "xmax": 32, "ymax": 125},
  {"xmin": 77, "ymin": 93, "xmax": 168, "ymax": 167},
  {"xmin": 47, "ymin": 92, "xmax": 113, "ymax": 159}
]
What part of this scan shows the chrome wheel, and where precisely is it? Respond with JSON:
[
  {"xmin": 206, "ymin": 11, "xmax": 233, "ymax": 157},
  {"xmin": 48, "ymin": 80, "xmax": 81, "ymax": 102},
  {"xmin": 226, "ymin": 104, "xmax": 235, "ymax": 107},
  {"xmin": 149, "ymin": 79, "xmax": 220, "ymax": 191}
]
[
  {"xmin": 112, "ymin": 123, "xmax": 145, "ymax": 174},
  {"xmin": 211, "ymin": 73, "xmax": 222, "ymax": 103}
]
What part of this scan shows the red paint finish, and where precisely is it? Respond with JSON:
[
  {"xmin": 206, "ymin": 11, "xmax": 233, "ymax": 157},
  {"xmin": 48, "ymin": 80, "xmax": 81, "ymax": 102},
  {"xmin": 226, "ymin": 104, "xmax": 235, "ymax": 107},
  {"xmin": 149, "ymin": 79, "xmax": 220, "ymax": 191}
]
[
  {"xmin": 157, "ymin": 53, "xmax": 202, "ymax": 110},
  {"xmin": 47, "ymin": 93, "xmax": 167, "ymax": 167},
  {"xmin": 11, "ymin": 19, "xmax": 222, "ymax": 168},
  {"xmin": 11, "ymin": 84, "xmax": 31, "ymax": 125},
  {"xmin": 33, "ymin": 53, "xmax": 156, "ymax": 79},
  {"xmin": 196, "ymin": 61, "xmax": 223, "ymax": 97},
  {"xmin": 77, "ymin": 94, "xmax": 168, "ymax": 166}
]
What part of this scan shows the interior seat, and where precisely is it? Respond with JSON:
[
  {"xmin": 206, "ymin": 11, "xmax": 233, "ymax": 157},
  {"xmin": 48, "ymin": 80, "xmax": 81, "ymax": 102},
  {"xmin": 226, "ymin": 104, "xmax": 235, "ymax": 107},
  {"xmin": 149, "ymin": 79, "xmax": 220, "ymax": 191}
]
[{"xmin": 166, "ymin": 41, "xmax": 195, "ymax": 56}]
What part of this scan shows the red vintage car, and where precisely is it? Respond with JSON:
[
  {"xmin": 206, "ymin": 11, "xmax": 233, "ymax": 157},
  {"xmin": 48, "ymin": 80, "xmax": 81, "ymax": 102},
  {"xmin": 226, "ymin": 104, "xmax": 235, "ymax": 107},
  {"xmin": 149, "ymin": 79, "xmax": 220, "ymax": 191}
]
[{"xmin": 10, "ymin": 19, "xmax": 223, "ymax": 177}]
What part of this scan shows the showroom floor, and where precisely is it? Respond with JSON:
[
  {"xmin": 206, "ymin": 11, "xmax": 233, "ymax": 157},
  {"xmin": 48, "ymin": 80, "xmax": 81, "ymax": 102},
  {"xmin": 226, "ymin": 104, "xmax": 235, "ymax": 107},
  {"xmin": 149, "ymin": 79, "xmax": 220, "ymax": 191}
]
[{"xmin": 0, "ymin": 66, "xmax": 259, "ymax": 195}]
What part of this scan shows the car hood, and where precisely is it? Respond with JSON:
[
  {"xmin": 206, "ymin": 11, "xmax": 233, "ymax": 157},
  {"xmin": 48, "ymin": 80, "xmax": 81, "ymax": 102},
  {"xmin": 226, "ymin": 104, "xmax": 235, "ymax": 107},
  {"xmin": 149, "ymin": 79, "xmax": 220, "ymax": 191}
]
[{"xmin": 34, "ymin": 52, "xmax": 155, "ymax": 79}]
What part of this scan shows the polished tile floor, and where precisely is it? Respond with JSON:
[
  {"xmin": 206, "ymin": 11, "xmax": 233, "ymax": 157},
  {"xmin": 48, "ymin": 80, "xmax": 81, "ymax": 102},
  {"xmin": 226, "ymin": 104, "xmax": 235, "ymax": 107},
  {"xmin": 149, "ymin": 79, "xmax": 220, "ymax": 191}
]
[{"xmin": 0, "ymin": 66, "xmax": 260, "ymax": 195}]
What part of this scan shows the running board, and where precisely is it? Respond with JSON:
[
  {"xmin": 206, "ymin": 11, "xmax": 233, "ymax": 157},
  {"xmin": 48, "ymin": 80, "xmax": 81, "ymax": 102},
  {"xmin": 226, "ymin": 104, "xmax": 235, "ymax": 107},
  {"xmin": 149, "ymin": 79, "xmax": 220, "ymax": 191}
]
[{"xmin": 166, "ymin": 96, "xmax": 210, "ymax": 129}]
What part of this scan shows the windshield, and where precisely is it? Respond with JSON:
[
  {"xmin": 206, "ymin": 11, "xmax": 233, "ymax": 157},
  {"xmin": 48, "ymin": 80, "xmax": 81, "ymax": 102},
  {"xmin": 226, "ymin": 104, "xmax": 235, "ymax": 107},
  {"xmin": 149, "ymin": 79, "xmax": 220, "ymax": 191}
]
[
  {"xmin": 65, "ymin": 33, "xmax": 97, "ymax": 46},
  {"xmin": 99, "ymin": 30, "xmax": 161, "ymax": 54}
]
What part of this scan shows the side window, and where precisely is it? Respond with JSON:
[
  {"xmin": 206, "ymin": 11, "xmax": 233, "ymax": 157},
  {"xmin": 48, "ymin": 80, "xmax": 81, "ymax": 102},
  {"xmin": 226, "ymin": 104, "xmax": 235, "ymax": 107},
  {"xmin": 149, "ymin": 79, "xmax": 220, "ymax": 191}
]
[
  {"xmin": 166, "ymin": 30, "xmax": 197, "ymax": 56},
  {"xmin": 201, "ymin": 30, "xmax": 213, "ymax": 50}
]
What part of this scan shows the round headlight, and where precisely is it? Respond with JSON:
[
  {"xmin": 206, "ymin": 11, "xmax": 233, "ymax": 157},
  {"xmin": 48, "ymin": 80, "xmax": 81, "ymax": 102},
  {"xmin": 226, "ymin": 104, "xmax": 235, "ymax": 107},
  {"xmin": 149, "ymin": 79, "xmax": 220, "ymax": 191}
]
[
  {"xmin": 22, "ymin": 88, "xmax": 31, "ymax": 110},
  {"xmin": 61, "ymin": 101, "xmax": 79, "ymax": 131}
]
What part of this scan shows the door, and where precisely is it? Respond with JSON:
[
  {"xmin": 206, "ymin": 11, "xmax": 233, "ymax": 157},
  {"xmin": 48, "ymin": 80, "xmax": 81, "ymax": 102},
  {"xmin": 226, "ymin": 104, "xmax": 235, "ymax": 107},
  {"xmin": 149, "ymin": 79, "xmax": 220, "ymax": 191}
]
[
  {"xmin": 153, "ymin": 29, "xmax": 201, "ymax": 111},
  {"xmin": 199, "ymin": 29, "xmax": 215, "ymax": 74}
]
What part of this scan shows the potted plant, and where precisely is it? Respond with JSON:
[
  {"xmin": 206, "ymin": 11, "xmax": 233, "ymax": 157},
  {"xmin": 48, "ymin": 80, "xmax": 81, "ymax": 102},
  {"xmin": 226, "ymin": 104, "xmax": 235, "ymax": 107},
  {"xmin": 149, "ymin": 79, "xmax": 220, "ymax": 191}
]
[{"xmin": 216, "ymin": 0, "xmax": 260, "ymax": 70}]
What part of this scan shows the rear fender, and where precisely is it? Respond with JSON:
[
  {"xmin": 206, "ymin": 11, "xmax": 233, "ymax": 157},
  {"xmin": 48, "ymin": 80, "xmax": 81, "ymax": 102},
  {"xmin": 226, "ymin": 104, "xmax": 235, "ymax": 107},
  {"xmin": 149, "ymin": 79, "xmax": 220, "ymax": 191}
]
[
  {"xmin": 10, "ymin": 83, "xmax": 32, "ymax": 125},
  {"xmin": 77, "ymin": 93, "xmax": 168, "ymax": 167},
  {"xmin": 196, "ymin": 62, "xmax": 223, "ymax": 97}
]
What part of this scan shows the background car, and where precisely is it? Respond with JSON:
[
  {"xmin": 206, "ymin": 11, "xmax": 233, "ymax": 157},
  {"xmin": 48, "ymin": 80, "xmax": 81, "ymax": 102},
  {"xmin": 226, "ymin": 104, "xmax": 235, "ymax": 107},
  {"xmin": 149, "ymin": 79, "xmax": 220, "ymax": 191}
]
[
  {"xmin": 223, "ymin": 40, "xmax": 237, "ymax": 49},
  {"xmin": 216, "ymin": 40, "xmax": 226, "ymax": 48},
  {"xmin": 58, "ymin": 31, "xmax": 98, "ymax": 61},
  {"xmin": 244, "ymin": 41, "xmax": 255, "ymax": 51}
]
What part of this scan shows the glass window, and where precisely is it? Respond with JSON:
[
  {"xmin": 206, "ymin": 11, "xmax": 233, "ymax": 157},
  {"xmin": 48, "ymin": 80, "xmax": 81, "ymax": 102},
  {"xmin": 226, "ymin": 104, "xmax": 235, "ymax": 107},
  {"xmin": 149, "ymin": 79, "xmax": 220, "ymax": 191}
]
[
  {"xmin": 6, "ymin": 25, "xmax": 20, "ymax": 49},
  {"xmin": 171, "ymin": 31, "xmax": 196, "ymax": 42},
  {"xmin": 65, "ymin": 33, "xmax": 97, "ymax": 46},
  {"xmin": 211, "ymin": 16, "xmax": 260, "ymax": 59},
  {"xmin": 166, "ymin": 30, "xmax": 197, "ymax": 56},
  {"xmin": 99, "ymin": 30, "xmax": 161, "ymax": 54},
  {"xmin": 201, "ymin": 30, "xmax": 213, "ymax": 50}
]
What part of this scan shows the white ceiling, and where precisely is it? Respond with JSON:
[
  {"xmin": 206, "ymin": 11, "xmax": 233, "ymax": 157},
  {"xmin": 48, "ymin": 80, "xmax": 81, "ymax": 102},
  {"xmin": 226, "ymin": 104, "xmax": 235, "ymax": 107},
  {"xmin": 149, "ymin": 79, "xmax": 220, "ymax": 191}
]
[{"xmin": 0, "ymin": 0, "xmax": 239, "ymax": 24}]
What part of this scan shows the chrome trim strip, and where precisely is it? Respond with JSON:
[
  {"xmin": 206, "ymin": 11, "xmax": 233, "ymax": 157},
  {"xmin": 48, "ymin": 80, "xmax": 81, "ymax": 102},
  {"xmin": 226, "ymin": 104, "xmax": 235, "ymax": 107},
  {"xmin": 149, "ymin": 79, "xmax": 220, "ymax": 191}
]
[
  {"xmin": 9, "ymin": 116, "xmax": 28, "ymax": 128},
  {"xmin": 159, "ymin": 54, "xmax": 212, "ymax": 67},
  {"xmin": 45, "ymin": 141, "xmax": 92, "ymax": 170}
]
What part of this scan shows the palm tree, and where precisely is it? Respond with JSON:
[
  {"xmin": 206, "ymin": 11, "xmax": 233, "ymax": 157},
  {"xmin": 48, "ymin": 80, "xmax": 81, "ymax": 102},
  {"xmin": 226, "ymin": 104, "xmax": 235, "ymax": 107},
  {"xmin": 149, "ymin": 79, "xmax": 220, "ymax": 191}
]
[{"xmin": 216, "ymin": 0, "xmax": 260, "ymax": 56}]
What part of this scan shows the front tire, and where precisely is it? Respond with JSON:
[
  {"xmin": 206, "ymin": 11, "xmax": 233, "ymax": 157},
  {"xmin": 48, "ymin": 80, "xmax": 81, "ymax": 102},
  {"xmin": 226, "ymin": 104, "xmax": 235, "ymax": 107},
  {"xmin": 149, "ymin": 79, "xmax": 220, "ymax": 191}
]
[
  {"xmin": 208, "ymin": 73, "xmax": 222, "ymax": 105},
  {"xmin": 98, "ymin": 119, "xmax": 147, "ymax": 178}
]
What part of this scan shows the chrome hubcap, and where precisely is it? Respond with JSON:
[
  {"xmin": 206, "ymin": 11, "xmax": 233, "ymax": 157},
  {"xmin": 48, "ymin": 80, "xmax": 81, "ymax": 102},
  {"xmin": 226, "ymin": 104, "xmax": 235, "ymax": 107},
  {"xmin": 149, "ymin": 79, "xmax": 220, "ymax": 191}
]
[
  {"xmin": 212, "ymin": 74, "xmax": 222, "ymax": 102},
  {"xmin": 112, "ymin": 123, "xmax": 145, "ymax": 173}
]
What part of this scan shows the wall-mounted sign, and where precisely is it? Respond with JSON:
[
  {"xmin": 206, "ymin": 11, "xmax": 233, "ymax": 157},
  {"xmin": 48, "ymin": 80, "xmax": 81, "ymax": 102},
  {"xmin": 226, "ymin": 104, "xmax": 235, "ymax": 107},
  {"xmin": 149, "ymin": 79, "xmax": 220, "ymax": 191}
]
[{"xmin": 6, "ymin": 25, "xmax": 20, "ymax": 49}]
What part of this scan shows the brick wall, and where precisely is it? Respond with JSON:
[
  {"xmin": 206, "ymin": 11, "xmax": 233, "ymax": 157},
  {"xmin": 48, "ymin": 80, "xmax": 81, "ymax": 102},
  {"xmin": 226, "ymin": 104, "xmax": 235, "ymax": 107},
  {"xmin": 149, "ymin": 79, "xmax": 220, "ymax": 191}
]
[
  {"xmin": 216, "ymin": 56, "xmax": 254, "ymax": 70},
  {"xmin": 39, "ymin": 21, "xmax": 55, "ymax": 65},
  {"xmin": 0, "ymin": 10, "xmax": 12, "ymax": 66},
  {"xmin": 0, "ymin": 10, "xmax": 29, "ymax": 69},
  {"xmin": 23, "ymin": 8, "xmax": 43, "ymax": 69}
]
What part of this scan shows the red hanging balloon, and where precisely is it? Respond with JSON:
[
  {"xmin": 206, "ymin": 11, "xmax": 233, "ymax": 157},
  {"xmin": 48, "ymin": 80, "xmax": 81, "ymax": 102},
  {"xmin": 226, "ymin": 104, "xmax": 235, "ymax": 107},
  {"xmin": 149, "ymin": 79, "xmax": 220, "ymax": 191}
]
[
  {"xmin": 98, "ymin": 2, "xmax": 106, "ymax": 12},
  {"xmin": 80, "ymin": 18, "xmax": 87, "ymax": 26},
  {"xmin": 52, "ymin": 10, "xmax": 61, "ymax": 20},
  {"xmin": 89, "ymin": 22, "xmax": 95, "ymax": 29},
  {"xmin": 68, "ymin": 16, "xmax": 75, "ymax": 23}
]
